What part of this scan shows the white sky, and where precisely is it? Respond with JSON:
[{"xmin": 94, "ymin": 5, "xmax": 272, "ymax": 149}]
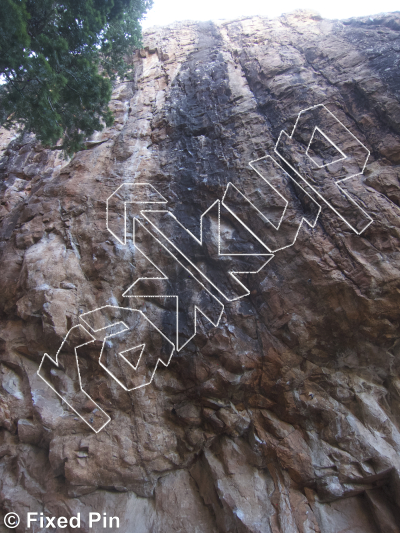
[{"xmin": 141, "ymin": 0, "xmax": 399, "ymax": 28}]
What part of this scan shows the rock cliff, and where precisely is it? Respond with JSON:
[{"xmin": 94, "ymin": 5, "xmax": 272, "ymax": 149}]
[{"xmin": 1, "ymin": 10, "xmax": 400, "ymax": 533}]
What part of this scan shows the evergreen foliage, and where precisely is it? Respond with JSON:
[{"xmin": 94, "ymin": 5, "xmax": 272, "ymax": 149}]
[{"xmin": 0, "ymin": 0, "xmax": 152, "ymax": 154}]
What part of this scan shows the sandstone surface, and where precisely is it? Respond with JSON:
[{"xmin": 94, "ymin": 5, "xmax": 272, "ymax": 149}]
[{"xmin": 1, "ymin": 10, "xmax": 400, "ymax": 532}]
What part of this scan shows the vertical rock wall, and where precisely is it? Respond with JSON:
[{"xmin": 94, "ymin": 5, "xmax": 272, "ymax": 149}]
[{"xmin": 1, "ymin": 11, "xmax": 400, "ymax": 532}]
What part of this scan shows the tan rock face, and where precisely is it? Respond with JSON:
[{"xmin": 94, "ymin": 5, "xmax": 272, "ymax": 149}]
[{"xmin": 1, "ymin": 11, "xmax": 400, "ymax": 532}]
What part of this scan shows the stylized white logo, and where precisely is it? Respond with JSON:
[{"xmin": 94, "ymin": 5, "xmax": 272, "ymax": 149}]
[
  {"xmin": 38, "ymin": 104, "xmax": 373, "ymax": 431},
  {"xmin": 275, "ymin": 104, "xmax": 372, "ymax": 234}
]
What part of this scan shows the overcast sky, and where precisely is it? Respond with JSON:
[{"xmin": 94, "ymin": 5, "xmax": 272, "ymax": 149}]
[{"xmin": 141, "ymin": 0, "xmax": 399, "ymax": 28}]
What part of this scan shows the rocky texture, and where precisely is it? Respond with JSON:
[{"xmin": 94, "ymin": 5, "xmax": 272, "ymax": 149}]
[{"xmin": 1, "ymin": 10, "xmax": 400, "ymax": 533}]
